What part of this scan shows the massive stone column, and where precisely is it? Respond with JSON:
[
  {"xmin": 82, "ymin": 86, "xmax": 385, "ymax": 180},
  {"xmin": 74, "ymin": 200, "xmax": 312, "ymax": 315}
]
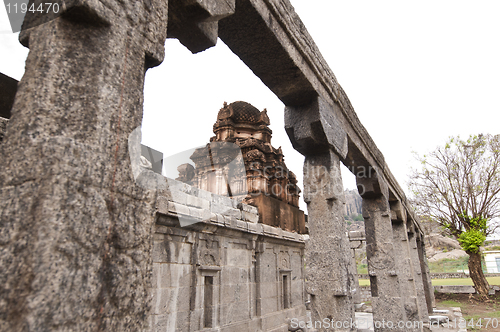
[
  {"xmin": 390, "ymin": 202, "xmax": 421, "ymax": 330},
  {"xmin": 349, "ymin": 231, "xmax": 365, "ymax": 308},
  {"xmin": 303, "ymin": 151, "xmax": 356, "ymax": 331},
  {"xmin": 407, "ymin": 223, "xmax": 431, "ymax": 324},
  {"xmin": 0, "ymin": 0, "xmax": 237, "ymax": 330},
  {"xmin": 356, "ymin": 172, "xmax": 406, "ymax": 331},
  {"xmin": 286, "ymin": 97, "xmax": 356, "ymax": 331},
  {"xmin": 417, "ymin": 233, "xmax": 436, "ymax": 312},
  {"xmin": 0, "ymin": 3, "xmax": 171, "ymax": 331}
]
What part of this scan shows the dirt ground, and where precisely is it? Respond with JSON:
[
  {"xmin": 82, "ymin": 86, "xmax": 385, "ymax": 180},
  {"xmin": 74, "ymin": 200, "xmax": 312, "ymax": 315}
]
[{"xmin": 435, "ymin": 293, "xmax": 500, "ymax": 331}]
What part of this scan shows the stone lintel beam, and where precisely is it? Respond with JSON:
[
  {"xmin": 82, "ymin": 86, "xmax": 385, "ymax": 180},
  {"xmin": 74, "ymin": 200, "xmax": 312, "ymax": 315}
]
[
  {"xmin": 220, "ymin": 0, "xmax": 371, "ymax": 150},
  {"xmin": 407, "ymin": 215, "xmax": 425, "ymax": 239},
  {"xmin": 218, "ymin": 0, "xmax": 425, "ymax": 238},
  {"xmin": 284, "ymin": 95, "xmax": 347, "ymax": 157},
  {"xmin": 168, "ymin": 0, "xmax": 235, "ymax": 53}
]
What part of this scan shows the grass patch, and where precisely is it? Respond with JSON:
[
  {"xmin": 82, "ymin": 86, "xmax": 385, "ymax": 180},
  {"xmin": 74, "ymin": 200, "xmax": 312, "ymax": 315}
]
[
  {"xmin": 428, "ymin": 256, "xmax": 469, "ymax": 273},
  {"xmin": 359, "ymin": 276, "xmax": 500, "ymax": 287},
  {"xmin": 434, "ymin": 292, "xmax": 500, "ymax": 331},
  {"xmin": 359, "ymin": 279, "xmax": 369, "ymax": 286},
  {"xmin": 357, "ymin": 264, "xmax": 368, "ymax": 274},
  {"xmin": 432, "ymin": 276, "xmax": 500, "ymax": 286}
]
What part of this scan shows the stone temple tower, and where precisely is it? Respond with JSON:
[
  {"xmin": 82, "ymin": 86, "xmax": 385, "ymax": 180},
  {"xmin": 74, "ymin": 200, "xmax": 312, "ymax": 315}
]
[{"xmin": 178, "ymin": 101, "xmax": 306, "ymax": 234}]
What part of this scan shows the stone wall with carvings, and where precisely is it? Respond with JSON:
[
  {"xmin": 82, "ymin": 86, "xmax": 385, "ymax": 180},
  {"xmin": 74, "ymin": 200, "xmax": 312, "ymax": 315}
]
[
  {"xmin": 177, "ymin": 101, "xmax": 307, "ymax": 235},
  {"xmin": 150, "ymin": 180, "xmax": 307, "ymax": 332}
]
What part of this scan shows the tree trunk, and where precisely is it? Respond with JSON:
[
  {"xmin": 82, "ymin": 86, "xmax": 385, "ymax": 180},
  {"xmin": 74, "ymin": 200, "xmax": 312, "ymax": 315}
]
[{"xmin": 468, "ymin": 251, "xmax": 490, "ymax": 297}]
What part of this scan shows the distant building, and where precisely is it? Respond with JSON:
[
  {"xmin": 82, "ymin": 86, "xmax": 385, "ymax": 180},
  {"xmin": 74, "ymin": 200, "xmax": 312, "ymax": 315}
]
[
  {"xmin": 484, "ymin": 250, "xmax": 500, "ymax": 273},
  {"xmin": 149, "ymin": 102, "xmax": 309, "ymax": 331},
  {"xmin": 178, "ymin": 101, "xmax": 306, "ymax": 234}
]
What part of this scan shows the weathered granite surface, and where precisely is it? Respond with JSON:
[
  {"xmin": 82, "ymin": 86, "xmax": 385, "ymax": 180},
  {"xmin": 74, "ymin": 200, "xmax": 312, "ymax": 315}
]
[
  {"xmin": 408, "ymin": 226, "xmax": 432, "ymax": 324},
  {"xmin": 392, "ymin": 220, "xmax": 421, "ymax": 329},
  {"xmin": 0, "ymin": 0, "xmax": 436, "ymax": 330},
  {"xmin": 152, "ymin": 185, "xmax": 307, "ymax": 331},
  {"xmin": 285, "ymin": 95, "xmax": 356, "ymax": 330},
  {"xmin": 418, "ymin": 233, "xmax": 437, "ymax": 311},
  {"xmin": 302, "ymin": 152, "xmax": 356, "ymax": 331},
  {"xmin": 357, "ymin": 174, "xmax": 407, "ymax": 332},
  {"xmin": 0, "ymin": 2, "xmax": 168, "ymax": 330},
  {"xmin": 0, "ymin": 117, "xmax": 8, "ymax": 143}
]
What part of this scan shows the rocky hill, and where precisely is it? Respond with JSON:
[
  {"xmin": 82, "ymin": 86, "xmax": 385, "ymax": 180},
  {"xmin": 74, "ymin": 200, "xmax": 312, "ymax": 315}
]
[
  {"xmin": 344, "ymin": 189, "xmax": 362, "ymax": 217},
  {"xmin": 343, "ymin": 189, "xmax": 364, "ymax": 232},
  {"xmin": 420, "ymin": 217, "xmax": 466, "ymax": 262}
]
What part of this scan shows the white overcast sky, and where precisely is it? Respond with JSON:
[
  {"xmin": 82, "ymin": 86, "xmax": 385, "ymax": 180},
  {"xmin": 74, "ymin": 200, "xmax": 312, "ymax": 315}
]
[{"xmin": 1, "ymin": 1, "xmax": 500, "ymax": 211}]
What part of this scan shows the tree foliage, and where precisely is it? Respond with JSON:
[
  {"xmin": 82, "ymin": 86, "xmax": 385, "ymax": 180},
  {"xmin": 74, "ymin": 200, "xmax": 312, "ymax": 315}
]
[
  {"xmin": 409, "ymin": 134, "xmax": 500, "ymax": 239},
  {"xmin": 409, "ymin": 134, "xmax": 500, "ymax": 297},
  {"xmin": 457, "ymin": 215, "xmax": 487, "ymax": 253}
]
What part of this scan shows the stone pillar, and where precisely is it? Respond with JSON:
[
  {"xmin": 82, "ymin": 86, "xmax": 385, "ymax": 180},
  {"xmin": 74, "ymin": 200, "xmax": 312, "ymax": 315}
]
[
  {"xmin": 407, "ymin": 226, "xmax": 431, "ymax": 324},
  {"xmin": 348, "ymin": 231, "xmax": 364, "ymax": 308},
  {"xmin": 285, "ymin": 96, "xmax": 355, "ymax": 331},
  {"xmin": 356, "ymin": 172, "xmax": 406, "ymax": 331},
  {"xmin": 417, "ymin": 233, "xmax": 436, "ymax": 312},
  {"xmin": 349, "ymin": 248, "xmax": 362, "ymax": 307},
  {"xmin": 303, "ymin": 151, "xmax": 356, "ymax": 331},
  {"xmin": 0, "ymin": 3, "xmax": 168, "ymax": 331},
  {"xmin": 391, "ymin": 218, "xmax": 420, "ymax": 329}
]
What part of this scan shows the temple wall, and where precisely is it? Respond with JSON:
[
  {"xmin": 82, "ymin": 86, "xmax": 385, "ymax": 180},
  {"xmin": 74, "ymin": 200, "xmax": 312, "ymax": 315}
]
[
  {"xmin": 246, "ymin": 193, "xmax": 306, "ymax": 233},
  {"xmin": 150, "ymin": 183, "xmax": 307, "ymax": 332}
]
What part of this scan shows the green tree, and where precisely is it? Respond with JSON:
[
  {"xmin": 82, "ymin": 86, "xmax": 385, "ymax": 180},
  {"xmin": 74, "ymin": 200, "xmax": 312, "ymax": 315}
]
[{"xmin": 409, "ymin": 134, "xmax": 500, "ymax": 297}]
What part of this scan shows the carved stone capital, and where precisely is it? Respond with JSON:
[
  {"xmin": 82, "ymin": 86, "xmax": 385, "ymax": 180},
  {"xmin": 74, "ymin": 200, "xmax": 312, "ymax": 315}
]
[
  {"xmin": 390, "ymin": 200, "xmax": 407, "ymax": 223},
  {"xmin": 285, "ymin": 96, "xmax": 347, "ymax": 158},
  {"xmin": 355, "ymin": 168, "xmax": 389, "ymax": 199},
  {"xmin": 19, "ymin": 0, "xmax": 169, "ymax": 67},
  {"xmin": 168, "ymin": 0, "xmax": 235, "ymax": 53}
]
